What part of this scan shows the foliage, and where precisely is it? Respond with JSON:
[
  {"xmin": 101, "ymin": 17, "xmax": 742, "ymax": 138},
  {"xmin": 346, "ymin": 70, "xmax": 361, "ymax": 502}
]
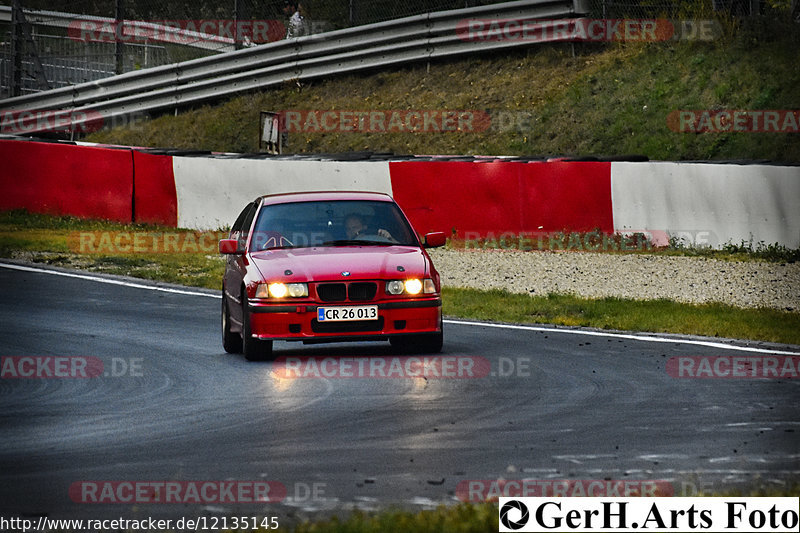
[{"xmin": 86, "ymin": 13, "xmax": 800, "ymax": 162}]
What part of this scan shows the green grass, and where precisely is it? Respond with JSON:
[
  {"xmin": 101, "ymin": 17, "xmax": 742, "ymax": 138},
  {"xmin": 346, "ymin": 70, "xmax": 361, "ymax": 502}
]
[
  {"xmin": 665, "ymin": 241, "xmax": 800, "ymax": 263},
  {"xmin": 443, "ymin": 288, "xmax": 800, "ymax": 345},
  {"xmin": 292, "ymin": 503, "xmax": 497, "ymax": 533},
  {"xmin": 453, "ymin": 231, "xmax": 800, "ymax": 263},
  {"xmin": 86, "ymin": 14, "xmax": 800, "ymax": 162},
  {"xmin": 0, "ymin": 211, "xmax": 226, "ymax": 289},
  {"xmin": 1, "ymin": 210, "xmax": 798, "ymax": 345}
]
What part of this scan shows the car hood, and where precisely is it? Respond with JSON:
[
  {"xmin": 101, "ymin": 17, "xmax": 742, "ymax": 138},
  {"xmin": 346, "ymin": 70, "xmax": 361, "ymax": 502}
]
[{"xmin": 249, "ymin": 246, "xmax": 431, "ymax": 282}]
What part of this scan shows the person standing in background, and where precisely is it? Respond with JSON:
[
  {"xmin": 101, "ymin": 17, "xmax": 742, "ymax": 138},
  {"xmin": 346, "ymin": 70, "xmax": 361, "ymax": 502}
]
[{"xmin": 284, "ymin": 0, "xmax": 308, "ymax": 38}]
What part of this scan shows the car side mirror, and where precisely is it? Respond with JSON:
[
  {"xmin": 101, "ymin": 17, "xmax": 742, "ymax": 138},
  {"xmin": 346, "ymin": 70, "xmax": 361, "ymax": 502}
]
[
  {"xmin": 422, "ymin": 232, "xmax": 446, "ymax": 248},
  {"xmin": 219, "ymin": 238, "xmax": 241, "ymax": 254}
]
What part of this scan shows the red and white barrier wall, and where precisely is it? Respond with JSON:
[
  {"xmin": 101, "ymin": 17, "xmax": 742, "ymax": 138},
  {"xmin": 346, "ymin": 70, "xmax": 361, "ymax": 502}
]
[
  {"xmin": 1, "ymin": 139, "xmax": 798, "ymax": 249},
  {"xmin": 171, "ymin": 156, "xmax": 393, "ymax": 229},
  {"xmin": 611, "ymin": 162, "xmax": 800, "ymax": 248},
  {"xmin": 0, "ymin": 140, "xmax": 134, "ymax": 223},
  {"xmin": 388, "ymin": 161, "xmax": 614, "ymax": 238}
]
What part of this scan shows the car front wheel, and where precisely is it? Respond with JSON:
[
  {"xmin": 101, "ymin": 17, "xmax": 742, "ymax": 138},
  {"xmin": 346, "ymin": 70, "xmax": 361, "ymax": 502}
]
[
  {"xmin": 242, "ymin": 291, "xmax": 274, "ymax": 361},
  {"xmin": 390, "ymin": 319, "xmax": 443, "ymax": 354},
  {"xmin": 222, "ymin": 292, "xmax": 243, "ymax": 354}
]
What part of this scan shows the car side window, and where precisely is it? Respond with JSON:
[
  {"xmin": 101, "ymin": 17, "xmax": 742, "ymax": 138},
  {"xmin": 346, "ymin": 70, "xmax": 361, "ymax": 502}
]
[
  {"xmin": 230, "ymin": 202, "xmax": 257, "ymax": 248},
  {"xmin": 239, "ymin": 203, "xmax": 258, "ymax": 248}
]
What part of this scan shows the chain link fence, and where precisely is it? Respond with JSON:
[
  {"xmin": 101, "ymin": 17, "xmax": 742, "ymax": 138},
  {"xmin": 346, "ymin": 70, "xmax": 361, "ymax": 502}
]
[
  {"xmin": 589, "ymin": 0, "xmax": 774, "ymax": 17},
  {"xmin": 0, "ymin": 0, "xmax": 510, "ymax": 97},
  {"xmin": 2, "ymin": 0, "xmax": 511, "ymax": 29},
  {"xmin": 1, "ymin": 0, "xmax": 794, "ymax": 98}
]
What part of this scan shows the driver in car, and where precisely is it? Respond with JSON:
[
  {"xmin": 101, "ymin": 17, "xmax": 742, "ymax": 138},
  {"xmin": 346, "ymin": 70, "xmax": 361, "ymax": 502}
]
[{"xmin": 344, "ymin": 213, "xmax": 397, "ymax": 243}]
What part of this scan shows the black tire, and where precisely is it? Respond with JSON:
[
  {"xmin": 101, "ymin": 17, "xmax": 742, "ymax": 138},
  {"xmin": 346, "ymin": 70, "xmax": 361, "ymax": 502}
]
[
  {"xmin": 222, "ymin": 293, "xmax": 243, "ymax": 353},
  {"xmin": 422, "ymin": 327, "xmax": 444, "ymax": 353},
  {"xmin": 242, "ymin": 291, "xmax": 274, "ymax": 361},
  {"xmin": 390, "ymin": 318, "xmax": 443, "ymax": 354}
]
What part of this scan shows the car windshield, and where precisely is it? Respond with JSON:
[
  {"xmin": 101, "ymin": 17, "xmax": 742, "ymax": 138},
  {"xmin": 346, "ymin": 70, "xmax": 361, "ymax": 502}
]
[{"xmin": 251, "ymin": 199, "xmax": 418, "ymax": 250}]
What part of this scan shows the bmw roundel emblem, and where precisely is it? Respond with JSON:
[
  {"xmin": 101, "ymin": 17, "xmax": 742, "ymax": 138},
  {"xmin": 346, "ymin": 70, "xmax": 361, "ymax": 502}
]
[{"xmin": 341, "ymin": 271, "xmax": 351, "ymax": 277}]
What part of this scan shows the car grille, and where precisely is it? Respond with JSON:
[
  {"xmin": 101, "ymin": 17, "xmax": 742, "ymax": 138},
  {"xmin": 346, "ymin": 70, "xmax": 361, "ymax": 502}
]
[
  {"xmin": 311, "ymin": 317, "xmax": 384, "ymax": 333},
  {"xmin": 348, "ymin": 282, "xmax": 377, "ymax": 301},
  {"xmin": 316, "ymin": 282, "xmax": 378, "ymax": 302},
  {"xmin": 317, "ymin": 283, "xmax": 347, "ymax": 302}
]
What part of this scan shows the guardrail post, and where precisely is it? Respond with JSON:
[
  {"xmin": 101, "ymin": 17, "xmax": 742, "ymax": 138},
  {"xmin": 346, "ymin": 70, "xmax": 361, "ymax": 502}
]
[
  {"xmin": 10, "ymin": 0, "xmax": 23, "ymax": 97},
  {"xmin": 115, "ymin": 0, "xmax": 124, "ymax": 75},
  {"xmin": 234, "ymin": 0, "xmax": 241, "ymax": 50}
]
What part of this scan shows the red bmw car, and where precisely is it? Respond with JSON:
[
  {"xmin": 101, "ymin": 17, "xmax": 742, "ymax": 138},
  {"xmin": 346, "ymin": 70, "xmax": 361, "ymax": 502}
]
[{"xmin": 219, "ymin": 191, "xmax": 446, "ymax": 360}]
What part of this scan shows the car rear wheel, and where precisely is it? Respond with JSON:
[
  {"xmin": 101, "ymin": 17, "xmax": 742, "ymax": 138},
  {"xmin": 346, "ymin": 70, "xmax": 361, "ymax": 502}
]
[
  {"xmin": 242, "ymin": 291, "xmax": 274, "ymax": 361},
  {"xmin": 222, "ymin": 293, "xmax": 243, "ymax": 354}
]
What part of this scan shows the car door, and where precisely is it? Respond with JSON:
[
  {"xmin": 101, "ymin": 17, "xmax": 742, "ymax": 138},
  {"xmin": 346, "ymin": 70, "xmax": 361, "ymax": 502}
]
[{"xmin": 223, "ymin": 200, "xmax": 259, "ymax": 331}]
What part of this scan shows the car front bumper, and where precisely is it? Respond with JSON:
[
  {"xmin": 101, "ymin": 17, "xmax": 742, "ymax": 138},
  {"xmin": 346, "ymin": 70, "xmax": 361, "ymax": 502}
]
[{"xmin": 247, "ymin": 297, "xmax": 442, "ymax": 342}]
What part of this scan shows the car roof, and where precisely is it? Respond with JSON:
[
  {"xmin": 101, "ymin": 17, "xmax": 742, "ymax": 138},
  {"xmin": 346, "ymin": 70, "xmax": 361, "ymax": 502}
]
[{"xmin": 257, "ymin": 191, "xmax": 395, "ymax": 206}]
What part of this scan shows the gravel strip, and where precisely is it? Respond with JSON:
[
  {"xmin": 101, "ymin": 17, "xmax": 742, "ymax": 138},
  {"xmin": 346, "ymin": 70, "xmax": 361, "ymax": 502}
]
[{"xmin": 429, "ymin": 249, "xmax": 800, "ymax": 311}]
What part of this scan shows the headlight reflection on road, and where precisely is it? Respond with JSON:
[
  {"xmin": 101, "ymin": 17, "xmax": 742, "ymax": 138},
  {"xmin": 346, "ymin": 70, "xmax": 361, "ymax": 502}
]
[{"xmin": 269, "ymin": 364, "xmax": 298, "ymax": 392}]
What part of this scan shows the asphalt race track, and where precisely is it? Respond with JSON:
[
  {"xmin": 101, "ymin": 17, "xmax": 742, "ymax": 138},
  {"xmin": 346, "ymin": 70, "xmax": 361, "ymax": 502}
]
[{"xmin": 1, "ymin": 262, "xmax": 799, "ymax": 522}]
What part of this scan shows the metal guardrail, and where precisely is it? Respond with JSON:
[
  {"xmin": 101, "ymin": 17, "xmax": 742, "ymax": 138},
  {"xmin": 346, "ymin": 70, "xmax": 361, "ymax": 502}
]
[{"xmin": 0, "ymin": 0, "xmax": 590, "ymax": 134}]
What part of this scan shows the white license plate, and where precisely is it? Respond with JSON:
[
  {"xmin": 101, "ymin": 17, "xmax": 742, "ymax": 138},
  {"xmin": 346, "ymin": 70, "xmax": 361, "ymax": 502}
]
[{"xmin": 317, "ymin": 305, "xmax": 378, "ymax": 322}]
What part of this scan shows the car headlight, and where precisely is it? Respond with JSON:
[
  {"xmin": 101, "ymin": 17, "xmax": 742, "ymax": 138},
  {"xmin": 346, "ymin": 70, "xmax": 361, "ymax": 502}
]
[
  {"xmin": 386, "ymin": 280, "xmax": 405, "ymax": 295},
  {"xmin": 385, "ymin": 278, "xmax": 436, "ymax": 295},
  {"xmin": 255, "ymin": 282, "xmax": 308, "ymax": 298},
  {"xmin": 404, "ymin": 278, "xmax": 423, "ymax": 295}
]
